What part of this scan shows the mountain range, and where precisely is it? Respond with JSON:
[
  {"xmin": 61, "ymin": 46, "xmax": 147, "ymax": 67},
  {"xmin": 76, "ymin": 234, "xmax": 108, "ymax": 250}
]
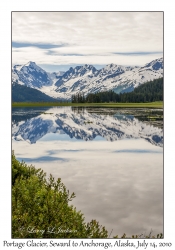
[{"xmin": 12, "ymin": 58, "xmax": 163, "ymax": 100}]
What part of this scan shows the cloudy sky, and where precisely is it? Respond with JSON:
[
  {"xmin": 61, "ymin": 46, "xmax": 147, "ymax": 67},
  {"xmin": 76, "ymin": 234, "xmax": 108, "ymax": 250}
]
[{"xmin": 12, "ymin": 12, "xmax": 163, "ymax": 72}]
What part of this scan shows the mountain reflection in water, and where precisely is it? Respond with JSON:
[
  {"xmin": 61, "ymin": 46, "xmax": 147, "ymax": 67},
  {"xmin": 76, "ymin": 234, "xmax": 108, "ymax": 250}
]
[
  {"xmin": 12, "ymin": 106, "xmax": 163, "ymax": 237},
  {"xmin": 12, "ymin": 107, "xmax": 163, "ymax": 147}
]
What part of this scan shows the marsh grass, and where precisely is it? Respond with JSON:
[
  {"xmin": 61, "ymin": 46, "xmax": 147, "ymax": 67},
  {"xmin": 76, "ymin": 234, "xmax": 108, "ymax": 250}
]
[{"xmin": 12, "ymin": 101, "xmax": 163, "ymax": 108}]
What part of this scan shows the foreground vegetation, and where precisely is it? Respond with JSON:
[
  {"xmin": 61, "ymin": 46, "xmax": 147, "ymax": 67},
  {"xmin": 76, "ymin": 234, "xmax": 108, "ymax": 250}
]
[
  {"xmin": 12, "ymin": 155, "xmax": 108, "ymax": 238},
  {"xmin": 12, "ymin": 101, "xmax": 163, "ymax": 108},
  {"xmin": 12, "ymin": 155, "xmax": 163, "ymax": 238}
]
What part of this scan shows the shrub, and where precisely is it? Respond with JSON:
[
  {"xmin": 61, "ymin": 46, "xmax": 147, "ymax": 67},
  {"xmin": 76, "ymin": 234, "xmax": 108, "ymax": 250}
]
[{"xmin": 12, "ymin": 155, "xmax": 108, "ymax": 238}]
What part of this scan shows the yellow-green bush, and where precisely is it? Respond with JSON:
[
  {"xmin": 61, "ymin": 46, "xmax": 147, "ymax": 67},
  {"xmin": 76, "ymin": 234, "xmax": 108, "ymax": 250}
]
[
  {"xmin": 12, "ymin": 155, "xmax": 107, "ymax": 238},
  {"xmin": 12, "ymin": 155, "xmax": 163, "ymax": 239}
]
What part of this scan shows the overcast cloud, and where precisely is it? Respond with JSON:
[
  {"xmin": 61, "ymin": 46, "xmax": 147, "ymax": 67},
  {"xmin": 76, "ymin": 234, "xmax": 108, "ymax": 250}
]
[{"xmin": 12, "ymin": 12, "xmax": 163, "ymax": 71}]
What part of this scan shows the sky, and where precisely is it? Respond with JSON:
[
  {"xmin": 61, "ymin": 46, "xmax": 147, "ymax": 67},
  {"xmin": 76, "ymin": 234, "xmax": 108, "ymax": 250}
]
[{"xmin": 12, "ymin": 12, "xmax": 163, "ymax": 72}]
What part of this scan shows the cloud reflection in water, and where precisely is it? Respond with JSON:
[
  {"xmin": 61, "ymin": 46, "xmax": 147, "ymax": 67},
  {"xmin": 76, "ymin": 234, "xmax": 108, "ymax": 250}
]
[{"xmin": 12, "ymin": 107, "xmax": 163, "ymax": 237}]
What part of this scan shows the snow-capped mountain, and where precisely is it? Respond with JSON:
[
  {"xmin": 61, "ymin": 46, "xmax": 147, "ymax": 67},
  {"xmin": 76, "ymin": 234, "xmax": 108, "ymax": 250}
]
[
  {"xmin": 12, "ymin": 107, "xmax": 163, "ymax": 147},
  {"xmin": 47, "ymin": 71, "xmax": 65, "ymax": 84},
  {"xmin": 12, "ymin": 58, "xmax": 163, "ymax": 100},
  {"xmin": 12, "ymin": 62, "xmax": 64, "ymax": 88},
  {"xmin": 12, "ymin": 62, "xmax": 52, "ymax": 88}
]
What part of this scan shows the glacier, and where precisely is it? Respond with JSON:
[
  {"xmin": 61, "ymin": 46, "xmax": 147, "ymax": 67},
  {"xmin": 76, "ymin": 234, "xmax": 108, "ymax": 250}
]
[{"xmin": 12, "ymin": 58, "xmax": 163, "ymax": 100}]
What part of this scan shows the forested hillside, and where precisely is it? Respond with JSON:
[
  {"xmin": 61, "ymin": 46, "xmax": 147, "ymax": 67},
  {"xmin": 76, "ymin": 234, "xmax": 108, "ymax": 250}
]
[
  {"xmin": 72, "ymin": 78, "xmax": 163, "ymax": 103},
  {"xmin": 12, "ymin": 84, "xmax": 58, "ymax": 102}
]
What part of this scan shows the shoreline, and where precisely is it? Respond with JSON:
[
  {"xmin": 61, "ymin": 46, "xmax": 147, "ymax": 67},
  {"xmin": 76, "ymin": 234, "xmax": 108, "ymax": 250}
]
[{"xmin": 12, "ymin": 102, "xmax": 163, "ymax": 108}]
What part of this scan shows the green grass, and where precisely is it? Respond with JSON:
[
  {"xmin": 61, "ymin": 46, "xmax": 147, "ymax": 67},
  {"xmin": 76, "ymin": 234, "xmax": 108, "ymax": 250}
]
[{"xmin": 12, "ymin": 101, "xmax": 163, "ymax": 108}]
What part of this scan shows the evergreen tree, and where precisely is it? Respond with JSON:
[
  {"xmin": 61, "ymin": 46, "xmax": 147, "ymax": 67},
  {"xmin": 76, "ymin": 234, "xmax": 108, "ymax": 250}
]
[{"xmin": 81, "ymin": 78, "xmax": 163, "ymax": 103}]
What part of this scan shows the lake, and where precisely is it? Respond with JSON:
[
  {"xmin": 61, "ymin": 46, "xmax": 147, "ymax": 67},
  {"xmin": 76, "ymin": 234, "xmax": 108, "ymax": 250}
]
[{"xmin": 12, "ymin": 106, "xmax": 163, "ymax": 237}]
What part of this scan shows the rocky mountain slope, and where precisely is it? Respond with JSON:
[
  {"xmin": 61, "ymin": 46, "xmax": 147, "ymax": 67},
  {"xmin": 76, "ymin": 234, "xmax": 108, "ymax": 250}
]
[{"xmin": 12, "ymin": 58, "xmax": 163, "ymax": 100}]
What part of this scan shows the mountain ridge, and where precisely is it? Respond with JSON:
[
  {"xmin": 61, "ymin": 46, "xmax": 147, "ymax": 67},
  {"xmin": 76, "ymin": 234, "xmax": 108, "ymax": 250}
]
[{"xmin": 12, "ymin": 58, "xmax": 163, "ymax": 100}]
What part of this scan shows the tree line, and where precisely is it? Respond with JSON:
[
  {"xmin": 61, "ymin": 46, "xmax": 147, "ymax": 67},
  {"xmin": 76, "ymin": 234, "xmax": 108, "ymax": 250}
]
[
  {"xmin": 12, "ymin": 83, "xmax": 58, "ymax": 102},
  {"xmin": 71, "ymin": 77, "xmax": 163, "ymax": 103}
]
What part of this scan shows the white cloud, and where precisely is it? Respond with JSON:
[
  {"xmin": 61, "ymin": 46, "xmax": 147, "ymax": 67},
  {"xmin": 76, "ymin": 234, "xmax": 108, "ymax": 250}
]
[
  {"xmin": 12, "ymin": 12, "xmax": 163, "ymax": 67},
  {"xmin": 12, "ymin": 46, "xmax": 162, "ymax": 68}
]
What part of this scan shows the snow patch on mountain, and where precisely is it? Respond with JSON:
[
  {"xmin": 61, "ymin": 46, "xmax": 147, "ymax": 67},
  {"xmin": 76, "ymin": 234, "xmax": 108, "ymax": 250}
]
[
  {"xmin": 12, "ymin": 61, "xmax": 64, "ymax": 89},
  {"xmin": 12, "ymin": 58, "xmax": 163, "ymax": 100}
]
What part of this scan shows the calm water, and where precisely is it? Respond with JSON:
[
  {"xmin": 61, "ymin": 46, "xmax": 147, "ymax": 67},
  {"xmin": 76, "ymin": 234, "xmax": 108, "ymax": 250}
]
[{"xmin": 12, "ymin": 106, "xmax": 163, "ymax": 237}]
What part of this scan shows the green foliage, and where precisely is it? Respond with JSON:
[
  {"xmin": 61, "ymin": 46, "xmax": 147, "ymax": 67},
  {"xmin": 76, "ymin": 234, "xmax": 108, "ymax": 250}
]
[
  {"xmin": 71, "ymin": 92, "xmax": 85, "ymax": 103},
  {"xmin": 12, "ymin": 155, "xmax": 44, "ymax": 186},
  {"xmin": 12, "ymin": 155, "xmax": 108, "ymax": 238},
  {"xmin": 12, "ymin": 155, "xmax": 163, "ymax": 238},
  {"xmin": 73, "ymin": 78, "xmax": 163, "ymax": 104},
  {"xmin": 12, "ymin": 83, "xmax": 58, "ymax": 102}
]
